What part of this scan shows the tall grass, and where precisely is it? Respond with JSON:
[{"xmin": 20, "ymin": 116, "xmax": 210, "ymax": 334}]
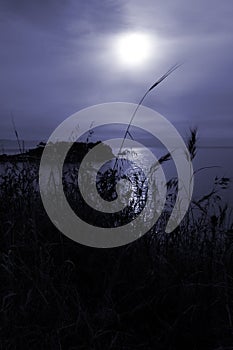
[
  {"xmin": 0, "ymin": 68, "xmax": 232, "ymax": 349},
  {"xmin": 0, "ymin": 128, "xmax": 232, "ymax": 349}
]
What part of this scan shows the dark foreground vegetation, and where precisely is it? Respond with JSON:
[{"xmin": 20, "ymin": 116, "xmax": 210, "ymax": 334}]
[{"xmin": 0, "ymin": 135, "xmax": 233, "ymax": 350}]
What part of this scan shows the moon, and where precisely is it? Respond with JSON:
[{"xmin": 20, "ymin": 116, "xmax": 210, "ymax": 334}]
[{"xmin": 115, "ymin": 32, "xmax": 152, "ymax": 67}]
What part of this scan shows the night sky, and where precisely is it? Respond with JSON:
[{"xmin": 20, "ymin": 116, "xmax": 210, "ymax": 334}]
[{"xmin": 0, "ymin": 0, "xmax": 233, "ymax": 145}]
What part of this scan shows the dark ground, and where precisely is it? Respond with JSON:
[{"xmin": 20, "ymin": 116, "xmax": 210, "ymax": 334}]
[{"xmin": 1, "ymin": 149, "xmax": 233, "ymax": 350}]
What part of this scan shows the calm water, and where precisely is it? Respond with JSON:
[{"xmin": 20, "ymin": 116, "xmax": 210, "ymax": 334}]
[
  {"xmin": 0, "ymin": 146, "xmax": 232, "ymax": 209},
  {"xmin": 111, "ymin": 145, "xmax": 233, "ymax": 205}
]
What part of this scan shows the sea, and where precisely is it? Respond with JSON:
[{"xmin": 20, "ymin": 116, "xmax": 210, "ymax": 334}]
[{"xmin": 0, "ymin": 139, "xmax": 232, "ymax": 211}]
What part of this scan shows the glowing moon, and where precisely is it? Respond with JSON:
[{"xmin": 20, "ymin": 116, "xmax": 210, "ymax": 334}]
[{"xmin": 115, "ymin": 32, "xmax": 152, "ymax": 67}]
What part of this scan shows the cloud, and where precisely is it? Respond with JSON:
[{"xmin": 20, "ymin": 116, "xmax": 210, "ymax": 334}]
[{"xmin": 0, "ymin": 0, "xmax": 232, "ymax": 143}]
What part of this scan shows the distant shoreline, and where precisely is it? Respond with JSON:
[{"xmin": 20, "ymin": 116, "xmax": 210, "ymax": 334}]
[
  {"xmin": 0, "ymin": 141, "xmax": 115, "ymax": 163},
  {"xmin": 1, "ymin": 139, "xmax": 233, "ymax": 156}
]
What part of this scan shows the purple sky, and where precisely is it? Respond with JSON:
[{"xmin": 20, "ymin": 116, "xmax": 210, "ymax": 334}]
[{"xmin": 0, "ymin": 0, "xmax": 233, "ymax": 145}]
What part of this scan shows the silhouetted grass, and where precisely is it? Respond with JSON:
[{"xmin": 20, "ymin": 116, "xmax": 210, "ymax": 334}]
[
  {"xmin": 1, "ymin": 67, "xmax": 232, "ymax": 349},
  {"xmin": 0, "ymin": 130, "xmax": 233, "ymax": 350}
]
